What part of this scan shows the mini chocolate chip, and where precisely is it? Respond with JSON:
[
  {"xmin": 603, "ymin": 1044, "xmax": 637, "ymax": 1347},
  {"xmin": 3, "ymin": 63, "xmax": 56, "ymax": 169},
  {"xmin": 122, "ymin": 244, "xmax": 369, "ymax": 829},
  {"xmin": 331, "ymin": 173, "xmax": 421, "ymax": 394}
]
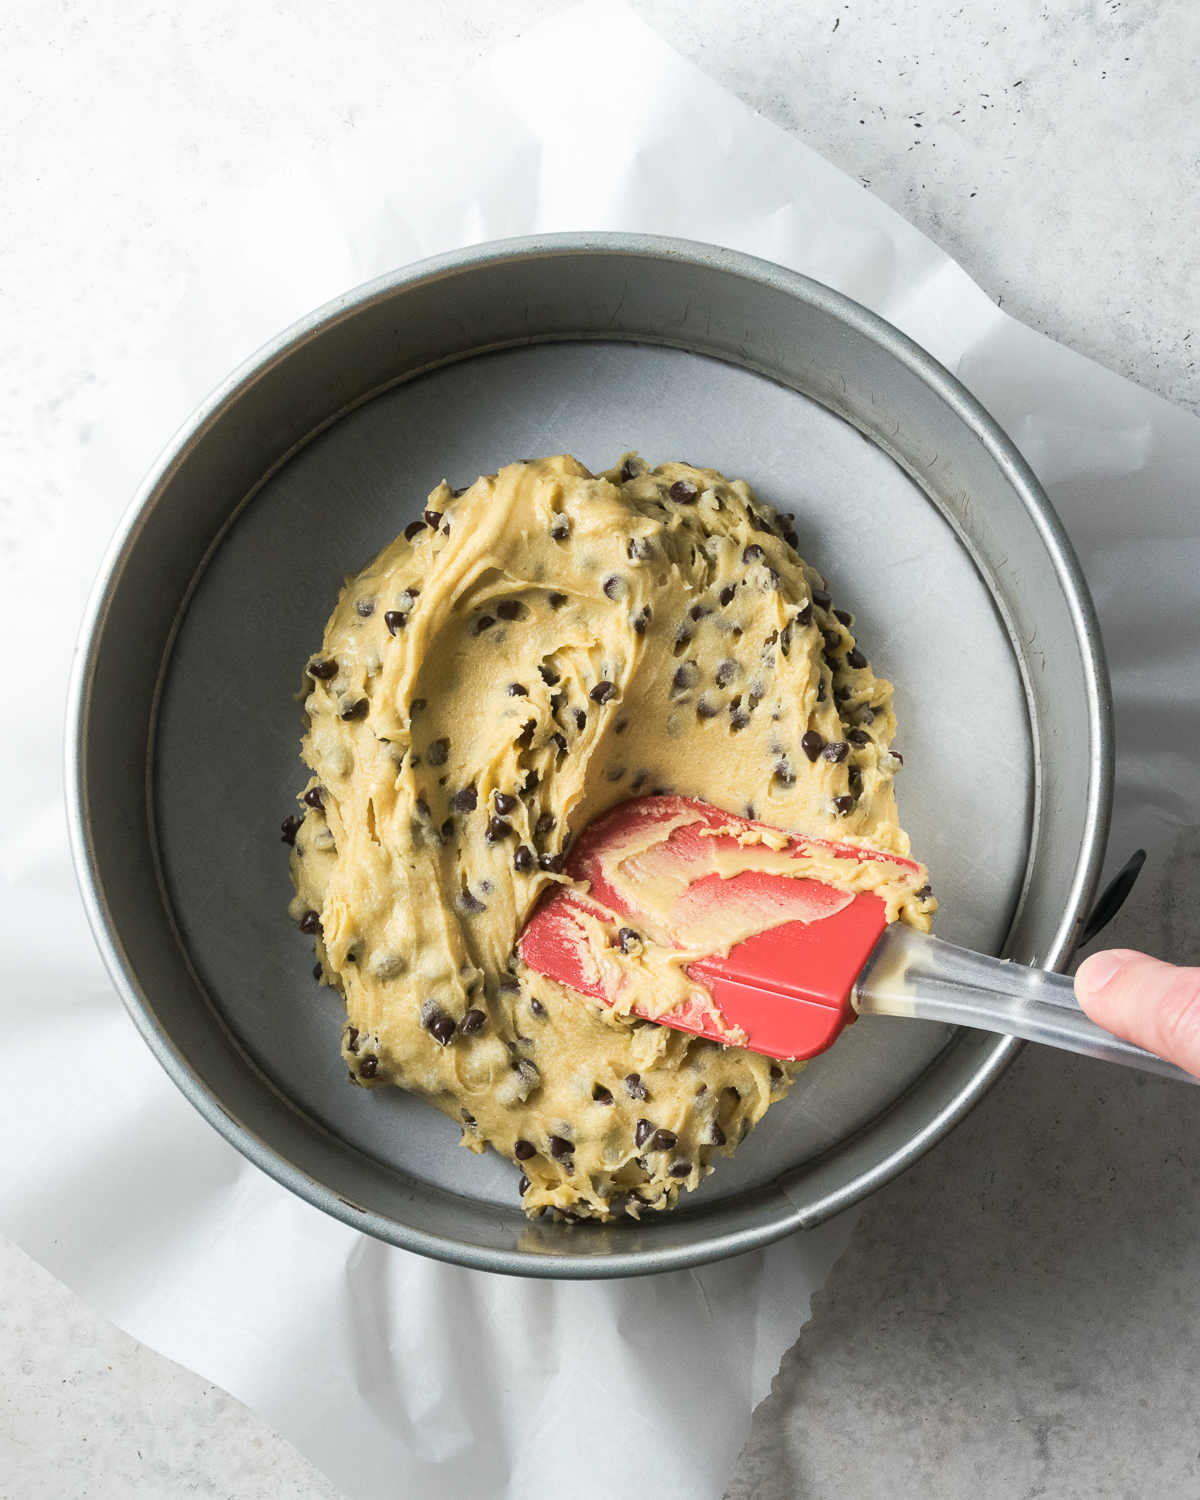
[
  {"xmin": 710, "ymin": 1121, "xmax": 727, "ymax": 1146},
  {"xmin": 812, "ymin": 587, "xmax": 832, "ymax": 610},
  {"xmin": 697, "ymin": 700, "xmax": 719, "ymax": 718},
  {"xmin": 303, "ymin": 787, "xmax": 324, "ymax": 809},
  {"xmin": 313, "ymin": 962, "xmax": 323, "ymax": 980},
  {"xmin": 770, "ymin": 1065, "xmax": 784, "ymax": 1082},
  {"xmin": 551, "ymin": 732, "xmax": 567, "ymax": 751},
  {"xmin": 518, "ymin": 1174, "xmax": 531, "ymax": 1195},
  {"xmin": 441, "ymin": 818, "xmax": 455, "ymax": 839},
  {"xmin": 719, "ymin": 585, "xmax": 736, "ymax": 606},
  {"xmin": 730, "ymin": 710, "xmax": 750, "ymax": 730},
  {"xmin": 498, "ymin": 976, "xmax": 521, "ymax": 992},
  {"xmin": 795, "ymin": 601, "xmax": 813, "ymax": 626},
  {"xmin": 539, "ymin": 852, "xmax": 565, "ymax": 874},
  {"xmin": 507, "ymin": 683, "xmax": 528, "ymax": 697},
  {"xmin": 630, "ymin": 605, "xmax": 650, "ymax": 634},
  {"xmin": 523, "ymin": 770, "xmax": 539, "ymax": 792},
  {"xmin": 621, "ymin": 458, "xmax": 638, "ymax": 481},
  {"xmin": 892, "ymin": 751, "xmax": 904, "ymax": 765},
  {"xmin": 427, "ymin": 737, "xmax": 450, "ymax": 766},
  {"xmin": 833, "ymin": 609, "xmax": 853, "ymax": 626},
  {"xmin": 742, "ymin": 544, "xmax": 765, "ymax": 563},
  {"xmin": 689, "ymin": 603, "xmax": 712, "ymax": 621},
  {"xmin": 822, "ymin": 630, "xmax": 841, "ymax": 652},
  {"xmin": 299, "ymin": 909, "xmax": 322, "ymax": 934},
  {"xmin": 625, "ymin": 1074, "xmax": 648, "ymax": 1101},
  {"xmin": 308, "ymin": 658, "xmax": 337, "ymax": 679},
  {"xmin": 280, "ymin": 814, "xmax": 303, "ymax": 844},
  {"xmin": 346, "ymin": 1027, "xmax": 360, "ymax": 1052},
  {"xmin": 651, "ymin": 1128, "xmax": 677, "ymax": 1151},
  {"xmin": 460, "ymin": 1008, "xmax": 487, "ymax": 1034},
  {"xmin": 801, "ymin": 731, "xmax": 824, "ymax": 761},
  {"xmin": 429, "ymin": 1015, "xmax": 456, "ymax": 1046},
  {"xmin": 593, "ymin": 1085, "xmax": 614, "ymax": 1105},
  {"xmin": 669, "ymin": 1160, "xmax": 691, "ymax": 1178},
  {"xmin": 672, "ymin": 663, "xmax": 696, "ymax": 691},
  {"xmin": 453, "ymin": 785, "xmax": 478, "ymax": 812},
  {"xmin": 603, "ymin": 576, "xmax": 623, "ymax": 599},
  {"xmin": 715, "ymin": 659, "xmax": 737, "ymax": 687},
  {"xmin": 784, "ymin": 530, "xmax": 799, "ymax": 548},
  {"xmin": 474, "ymin": 615, "xmax": 495, "ymax": 634},
  {"xmin": 590, "ymin": 681, "xmax": 616, "ymax": 704},
  {"xmin": 823, "ymin": 741, "xmax": 849, "ymax": 763},
  {"xmin": 538, "ymin": 667, "xmax": 563, "ymax": 691},
  {"xmin": 817, "ymin": 681, "xmax": 827, "ymax": 702},
  {"xmin": 635, "ymin": 1119, "xmax": 654, "ymax": 1147},
  {"xmin": 528, "ymin": 998, "xmax": 547, "ymax": 1020},
  {"xmin": 547, "ymin": 591, "xmax": 568, "ymax": 609},
  {"xmin": 356, "ymin": 599, "xmax": 376, "ymax": 617},
  {"xmin": 916, "ymin": 884, "xmax": 932, "ymax": 898},
  {"xmin": 359, "ymin": 1056, "xmax": 379, "ymax": 1078},
  {"xmin": 404, "ymin": 520, "xmax": 427, "ymax": 541},
  {"xmin": 847, "ymin": 647, "xmax": 868, "ymax": 670},
  {"xmin": 486, "ymin": 816, "xmax": 513, "ymax": 843},
  {"xmin": 670, "ymin": 479, "xmax": 699, "ymax": 504},
  {"xmin": 383, "ymin": 610, "xmax": 407, "ymax": 635},
  {"xmin": 535, "ymin": 813, "xmax": 555, "ymax": 836},
  {"xmin": 549, "ymin": 1135, "xmax": 574, "ymax": 1159},
  {"xmin": 493, "ymin": 792, "xmax": 518, "ymax": 815},
  {"xmin": 550, "ymin": 519, "xmax": 569, "ymax": 540},
  {"xmin": 618, "ymin": 927, "xmax": 640, "ymax": 954},
  {"xmin": 496, "ymin": 600, "xmax": 522, "ymax": 620},
  {"xmin": 514, "ymin": 1139, "xmax": 536, "ymax": 1160},
  {"xmin": 410, "ymin": 698, "xmax": 426, "ymax": 713},
  {"xmin": 628, "ymin": 536, "xmax": 653, "ymax": 561},
  {"xmin": 574, "ymin": 709, "xmax": 587, "ymax": 731},
  {"xmin": 341, "ymin": 698, "xmax": 369, "ymax": 721},
  {"xmin": 833, "ymin": 794, "xmax": 854, "ymax": 814},
  {"xmin": 845, "ymin": 728, "xmax": 868, "ymax": 745},
  {"xmin": 423, "ymin": 509, "xmax": 443, "ymax": 527}
]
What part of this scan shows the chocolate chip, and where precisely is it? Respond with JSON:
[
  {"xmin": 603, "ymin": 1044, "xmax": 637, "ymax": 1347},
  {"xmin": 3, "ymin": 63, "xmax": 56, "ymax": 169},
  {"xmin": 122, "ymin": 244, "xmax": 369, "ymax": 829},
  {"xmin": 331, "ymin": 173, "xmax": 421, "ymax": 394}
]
[
  {"xmin": 453, "ymin": 785, "xmax": 478, "ymax": 812},
  {"xmin": 618, "ymin": 927, "xmax": 640, "ymax": 954},
  {"xmin": 486, "ymin": 816, "xmax": 512, "ymax": 842},
  {"xmin": 523, "ymin": 770, "xmax": 539, "ymax": 792},
  {"xmin": 823, "ymin": 740, "xmax": 849, "ymax": 763},
  {"xmin": 669, "ymin": 479, "xmax": 699, "ymax": 504},
  {"xmin": 593, "ymin": 1084, "xmax": 614, "ymax": 1105},
  {"xmin": 847, "ymin": 647, "xmax": 868, "ymax": 670},
  {"xmin": 308, "ymin": 658, "xmax": 337, "ymax": 679},
  {"xmin": 651, "ymin": 1128, "xmax": 677, "ymax": 1151},
  {"xmin": 916, "ymin": 884, "xmax": 932, "ymax": 898},
  {"xmin": 547, "ymin": 591, "xmax": 567, "ymax": 609},
  {"xmin": 551, "ymin": 732, "xmax": 567, "ymax": 752},
  {"xmin": 514, "ymin": 1139, "xmax": 536, "ymax": 1160},
  {"xmin": 719, "ymin": 585, "xmax": 736, "ymax": 606},
  {"xmin": 783, "ymin": 530, "xmax": 799, "ymax": 548},
  {"xmin": 812, "ymin": 587, "xmax": 832, "ymax": 610},
  {"xmin": 428, "ymin": 737, "xmax": 450, "ymax": 765},
  {"xmin": 549, "ymin": 1135, "xmax": 574, "ymax": 1159},
  {"xmin": 530, "ymin": 997, "xmax": 547, "ymax": 1018},
  {"xmin": 603, "ymin": 576, "xmax": 623, "ymax": 599},
  {"xmin": 313, "ymin": 962, "xmax": 323, "ymax": 980},
  {"xmin": 429, "ymin": 1015, "xmax": 456, "ymax": 1046},
  {"xmin": 534, "ymin": 814, "xmax": 555, "ymax": 837},
  {"xmin": 340, "ymin": 698, "xmax": 369, "ymax": 721},
  {"xmin": 383, "ymin": 610, "xmax": 407, "ymax": 635},
  {"xmin": 423, "ymin": 509, "xmax": 443, "ymax": 527},
  {"xmin": 570, "ymin": 709, "xmax": 586, "ymax": 733},
  {"xmin": 770, "ymin": 1065, "xmax": 784, "ymax": 1082},
  {"xmin": 346, "ymin": 1028, "xmax": 359, "ymax": 1052},
  {"xmin": 498, "ymin": 976, "xmax": 521, "ymax": 992},
  {"xmin": 550, "ymin": 519, "xmax": 569, "ymax": 540},
  {"xmin": 441, "ymin": 818, "xmax": 455, "ymax": 839},
  {"xmin": 280, "ymin": 814, "xmax": 303, "ymax": 845},
  {"xmin": 816, "ymin": 681, "xmax": 826, "ymax": 702},
  {"xmin": 507, "ymin": 683, "xmax": 527, "ymax": 697},
  {"xmin": 847, "ymin": 729, "xmax": 870, "ymax": 745},
  {"xmin": 832, "ymin": 609, "xmax": 852, "ymax": 627},
  {"xmin": 303, "ymin": 787, "xmax": 324, "ymax": 809},
  {"xmin": 537, "ymin": 666, "xmax": 562, "ymax": 690},
  {"xmin": 801, "ymin": 731, "xmax": 824, "ymax": 761},
  {"xmin": 474, "ymin": 615, "xmax": 495, "ymax": 634},
  {"xmin": 590, "ymin": 681, "xmax": 616, "ymax": 704},
  {"xmin": 492, "ymin": 792, "xmax": 517, "ymax": 815},
  {"xmin": 675, "ymin": 626, "xmax": 692, "ymax": 649},
  {"xmin": 697, "ymin": 700, "xmax": 719, "ymax": 718},
  {"xmin": 496, "ymin": 600, "xmax": 521, "ymax": 620},
  {"xmin": 356, "ymin": 599, "xmax": 375, "ymax": 617},
  {"xmin": 460, "ymin": 1008, "xmax": 487, "ymax": 1034},
  {"xmin": 299, "ymin": 910, "xmax": 322, "ymax": 934},
  {"xmin": 892, "ymin": 751, "xmax": 904, "ymax": 765},
  {"xmin": 833, "ymin": 794, "xmax": 854, "ymax": 814},
  {"xmin": 519, "ymin": 1174, "xmax": 531, "ymax": 1195},
  {"xmin": 711, "ymin": 659, "xmax": 735, "ymax": 688},
  {"xmin": 689, "ymin": 603, "xmax": 712, "ymax": 622},
  {"xmin": 628, "ymin": 536, "xmax": 653, "ymax": 561},
  {"xmin": 710, "ymin": 1121, "xmax": 727, "ymax": 1146},
  {"xmin": 404, "ymin": 520, "xmax": 427, "ymax": 541},
  {"xmin": 359, "ymin": 1056, "xmax": 379, "ymax": 1078},
  {"xmin": 672, "ymin": 663, "xmax": 696, "ymax": 692},
  {"xmin": 742, "ymin": 544, "xmax": 765, "ymax": 563},
  {"xmin": 730, "ymin": 710, "xmax": 749, "ymax": 730},
  {"xmin": 635, "ymin": 1119, "xmax": 654, "ymax": 1147},
  {"xmin": 633, "ymin": 606, "xmax": 652, "ymax": 634},
  {"xmin": 539, "ymin": 852, "xmax": 565, "ymax": 874},
  {"xmin": 625, "ymin": 1074, "xmax": 648, "ymax": 1101},
  {"xmin": 795, "ymin": 601, "xmax": 813, "ymax": 626},
  {"xmin": 822, "ymin": 630, "xmax": 841, "ymax": 652},
  {"xmin": 621, "ymin": 458, "xmax": 638, "ymax": 481},
  {"xmin": 668, "ymin": 1161, "xmax": 691, "ymax": 1178}
]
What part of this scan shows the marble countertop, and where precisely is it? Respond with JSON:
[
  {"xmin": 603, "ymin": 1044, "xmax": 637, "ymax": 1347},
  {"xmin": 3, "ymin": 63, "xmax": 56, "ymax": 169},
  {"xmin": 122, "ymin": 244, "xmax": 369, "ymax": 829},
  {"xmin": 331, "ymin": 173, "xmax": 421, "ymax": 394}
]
[{"xmin": 3, "ymin": 2, "xmax": 1198, "ymax": 1495}]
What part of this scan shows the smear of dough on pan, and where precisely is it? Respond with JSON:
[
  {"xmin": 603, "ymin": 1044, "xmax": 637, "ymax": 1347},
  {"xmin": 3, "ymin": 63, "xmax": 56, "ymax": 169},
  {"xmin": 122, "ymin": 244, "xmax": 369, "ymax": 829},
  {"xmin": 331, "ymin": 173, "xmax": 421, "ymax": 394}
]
[{"xmin": 285, "ymin": 454, "xmax": 933, "ymax": 1221}]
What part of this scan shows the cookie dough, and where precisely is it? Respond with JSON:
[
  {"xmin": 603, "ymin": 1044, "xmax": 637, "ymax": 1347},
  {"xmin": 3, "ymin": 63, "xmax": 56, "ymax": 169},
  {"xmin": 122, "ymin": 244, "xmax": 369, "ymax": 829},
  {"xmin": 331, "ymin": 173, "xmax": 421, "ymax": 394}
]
[{"xmin": 285, "ymin": 454, "xmax": 934, "ymax": 1221}]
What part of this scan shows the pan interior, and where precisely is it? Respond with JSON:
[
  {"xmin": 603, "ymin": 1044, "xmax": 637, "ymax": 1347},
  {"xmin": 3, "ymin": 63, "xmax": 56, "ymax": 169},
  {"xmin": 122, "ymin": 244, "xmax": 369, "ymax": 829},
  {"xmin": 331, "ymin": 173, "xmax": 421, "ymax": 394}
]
[{"xmin": 154, "ymin": 339, "xmax": 1032, "ymax": 1213}]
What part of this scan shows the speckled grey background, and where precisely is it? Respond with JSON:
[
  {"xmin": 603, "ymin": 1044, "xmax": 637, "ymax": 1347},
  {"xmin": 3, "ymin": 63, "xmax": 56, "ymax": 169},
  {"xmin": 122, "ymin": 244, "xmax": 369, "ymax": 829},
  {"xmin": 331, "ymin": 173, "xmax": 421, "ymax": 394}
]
[{"xmin": 3, "ymin": 1, "xmax": 1198, "ymax": 1495}]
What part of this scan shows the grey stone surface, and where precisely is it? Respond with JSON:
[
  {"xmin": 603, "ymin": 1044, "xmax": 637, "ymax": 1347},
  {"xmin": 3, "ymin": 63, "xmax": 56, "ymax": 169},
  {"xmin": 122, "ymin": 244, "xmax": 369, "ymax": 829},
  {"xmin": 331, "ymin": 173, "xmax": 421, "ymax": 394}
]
[{"xmin": 3, "ymin": 0, "xmax": 1198, "ymax": 1496}]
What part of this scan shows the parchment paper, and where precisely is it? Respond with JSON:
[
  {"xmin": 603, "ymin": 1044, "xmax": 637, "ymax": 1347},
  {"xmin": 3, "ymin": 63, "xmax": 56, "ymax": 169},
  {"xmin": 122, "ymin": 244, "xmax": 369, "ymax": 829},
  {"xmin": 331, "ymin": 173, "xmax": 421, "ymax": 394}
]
[{"xmin": 2, "ymin": 3, "xmax": 1198, "ymax": 1497}]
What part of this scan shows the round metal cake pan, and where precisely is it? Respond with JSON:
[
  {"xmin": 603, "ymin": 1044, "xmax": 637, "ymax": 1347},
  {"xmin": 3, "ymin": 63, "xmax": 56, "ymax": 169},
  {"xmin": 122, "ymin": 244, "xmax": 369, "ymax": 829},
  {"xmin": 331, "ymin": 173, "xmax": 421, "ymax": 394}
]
[{"xmin": 66, "ymin": 233, "xmax": 1113, "ymax": 1278}]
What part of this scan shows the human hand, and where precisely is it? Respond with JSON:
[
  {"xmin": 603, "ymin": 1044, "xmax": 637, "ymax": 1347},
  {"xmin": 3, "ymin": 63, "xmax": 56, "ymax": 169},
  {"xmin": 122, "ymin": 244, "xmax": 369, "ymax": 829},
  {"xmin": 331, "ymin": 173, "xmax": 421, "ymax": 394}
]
[{"xmin": 1075, "ymin": 950, "xmax": 1200, "ymax": 1079}]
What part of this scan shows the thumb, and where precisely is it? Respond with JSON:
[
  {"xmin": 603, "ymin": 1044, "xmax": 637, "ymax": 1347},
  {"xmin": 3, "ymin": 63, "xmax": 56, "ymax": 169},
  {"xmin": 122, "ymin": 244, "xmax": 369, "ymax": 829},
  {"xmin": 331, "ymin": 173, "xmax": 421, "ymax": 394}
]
[{"xmin": 1075, "ymin": 949, "xmax": 1200, "ymax": 1079}]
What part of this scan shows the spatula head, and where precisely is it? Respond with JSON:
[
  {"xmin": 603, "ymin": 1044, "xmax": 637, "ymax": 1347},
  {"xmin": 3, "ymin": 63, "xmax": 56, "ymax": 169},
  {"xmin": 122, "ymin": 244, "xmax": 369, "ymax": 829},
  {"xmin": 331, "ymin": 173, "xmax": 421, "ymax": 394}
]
[{"xmin": 518, "ymin": 795, "xmax": 920, "ymax": 1060}]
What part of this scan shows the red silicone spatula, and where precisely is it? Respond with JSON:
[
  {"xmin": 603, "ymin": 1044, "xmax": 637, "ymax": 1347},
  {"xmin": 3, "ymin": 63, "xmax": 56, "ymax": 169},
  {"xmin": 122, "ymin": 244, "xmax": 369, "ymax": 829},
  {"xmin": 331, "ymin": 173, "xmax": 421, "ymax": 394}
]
[{"xmin": 519, "ymin": 795, "xmax": 1195, "ymax": 1082}]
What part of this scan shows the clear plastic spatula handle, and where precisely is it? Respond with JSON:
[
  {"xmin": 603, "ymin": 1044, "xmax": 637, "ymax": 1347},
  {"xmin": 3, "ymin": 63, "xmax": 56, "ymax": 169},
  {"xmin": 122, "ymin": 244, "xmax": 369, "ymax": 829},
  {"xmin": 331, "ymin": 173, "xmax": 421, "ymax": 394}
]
[{"xmin": 854, "ymin": 922, "xmax": 1199, "ymax": 1085}]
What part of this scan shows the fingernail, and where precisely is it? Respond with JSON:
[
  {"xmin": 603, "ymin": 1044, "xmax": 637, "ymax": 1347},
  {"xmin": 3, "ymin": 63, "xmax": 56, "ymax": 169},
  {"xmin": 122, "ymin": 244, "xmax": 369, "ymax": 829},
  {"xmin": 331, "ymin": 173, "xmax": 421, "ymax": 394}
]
[{"xmin": 1075, "ymin": 950, "xmax": 1133, "ymax": 998}]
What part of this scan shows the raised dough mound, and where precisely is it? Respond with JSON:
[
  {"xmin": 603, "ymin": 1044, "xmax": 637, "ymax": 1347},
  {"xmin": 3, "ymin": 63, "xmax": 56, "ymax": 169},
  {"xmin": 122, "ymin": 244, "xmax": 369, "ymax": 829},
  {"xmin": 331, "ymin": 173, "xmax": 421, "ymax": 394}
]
[{"xmin": 286, "ymin": 454, "xmax": 928, "ymax": 1221}]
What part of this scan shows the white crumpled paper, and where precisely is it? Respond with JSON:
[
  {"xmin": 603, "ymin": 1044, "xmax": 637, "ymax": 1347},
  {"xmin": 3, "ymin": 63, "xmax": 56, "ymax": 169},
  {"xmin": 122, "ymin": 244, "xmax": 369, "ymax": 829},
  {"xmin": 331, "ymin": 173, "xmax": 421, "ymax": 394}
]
[{"xmin": 3, "ymin": 2, "xmax": 1199, "ymax": 1496}]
